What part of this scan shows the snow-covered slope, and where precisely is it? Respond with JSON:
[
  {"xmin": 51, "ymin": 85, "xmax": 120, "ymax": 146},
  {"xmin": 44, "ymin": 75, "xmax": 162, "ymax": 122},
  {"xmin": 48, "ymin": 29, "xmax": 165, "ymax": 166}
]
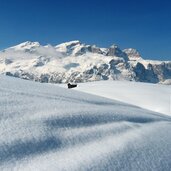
[
  {"xmin": 0, "ymin": 75, "xmax": 171, "ymax": 171},
  {"xmin": 0, "ymin": 41, "xmax": 171, "ymax": 84},
  {"xmin": 75, "ymin": 81, "xmax": 171, "ymax": 116}
]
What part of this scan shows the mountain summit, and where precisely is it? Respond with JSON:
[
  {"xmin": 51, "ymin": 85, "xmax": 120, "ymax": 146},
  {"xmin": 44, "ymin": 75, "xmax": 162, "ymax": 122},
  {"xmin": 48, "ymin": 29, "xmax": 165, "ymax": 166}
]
[{"xmin": 0, "ymin": 41, "xmax": 171, "ymax": 84}]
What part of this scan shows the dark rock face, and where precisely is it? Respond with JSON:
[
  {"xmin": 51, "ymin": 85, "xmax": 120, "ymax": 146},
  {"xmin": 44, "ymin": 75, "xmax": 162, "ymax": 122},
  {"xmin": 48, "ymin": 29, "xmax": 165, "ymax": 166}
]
[
  {"xmin": 123, "ymin": 48, "xmax": 141, "ymax": 60},
  {"xmin": 109, "ymin": 59, "xmax": 124, "ymax": 67},
  {"xmin": 40, "ymin": 74, "xmax": 50, "ymax": 83},
  {"xmin": 106, "ymin": 45, "xmax": 128, "ymax": 60},
  {"xmin": 33, "ymin": 56, "xmax": 50, "ymax": 67},
  {"xmin": 83, "ymin": 64, "xmax": 110, "ymax": 81},
  {"xmin": 90, "ymin": 45, "xmax": 103, "ymax": 54},
  {"xmin": 75, "ymin": 45, "xmax": 103, "ymax": 56},
  {"xmin": 4, "ymin": 59, "xmax": 13, "ymax": 65},
  {"xmin": 152, "ymin": 62, "xmax": 171, "ymax": 81},
  {"xmin": 66, "ymin": 41, "xmax": 81, "ymax": 49},
  {"xmin": 133, "ymin": 62, "xmax": 146, "ymax": 82},
  {"xmin": 145, "ymin": 64, "xmax": 159, "ymax": 83},
  {"xmin": 133, "ymin": 62, "xmax": 159, "ymax": 83},
  {"xmin": 75, "ymin": 47, "xmax": 88, "ymax": 56}
]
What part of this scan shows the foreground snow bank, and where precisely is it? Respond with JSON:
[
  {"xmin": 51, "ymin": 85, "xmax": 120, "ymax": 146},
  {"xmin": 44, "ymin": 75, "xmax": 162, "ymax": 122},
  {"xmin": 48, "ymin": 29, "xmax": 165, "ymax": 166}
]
[
  {"xmin": 0, "ymin": 76, "xmax": 171, "ymax": 171},
  {"xmin": 76, "ymin": 81, "xmax": 171, "ymax": 116}
]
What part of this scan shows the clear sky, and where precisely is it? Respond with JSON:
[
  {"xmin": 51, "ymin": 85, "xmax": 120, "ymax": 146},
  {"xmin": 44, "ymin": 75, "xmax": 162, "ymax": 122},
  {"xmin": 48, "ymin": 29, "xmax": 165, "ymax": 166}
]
[{"xmin": 0, "ymin": 0, "xmax": 170, "ymax": 60}]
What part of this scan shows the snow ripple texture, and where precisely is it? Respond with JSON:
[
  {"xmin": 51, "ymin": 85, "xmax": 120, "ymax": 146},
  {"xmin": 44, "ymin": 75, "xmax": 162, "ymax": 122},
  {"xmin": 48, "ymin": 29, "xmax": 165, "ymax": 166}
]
[{"xmin": 0, "ymin": 75, "xmax": 171, "ymax": 171}]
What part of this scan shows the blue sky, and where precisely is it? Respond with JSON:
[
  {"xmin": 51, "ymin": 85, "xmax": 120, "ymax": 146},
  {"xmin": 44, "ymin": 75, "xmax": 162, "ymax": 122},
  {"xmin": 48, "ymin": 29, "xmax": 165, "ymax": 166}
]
[{"xmin": 0, "ymin": 0, "xmax": 170, "ymax": 60}]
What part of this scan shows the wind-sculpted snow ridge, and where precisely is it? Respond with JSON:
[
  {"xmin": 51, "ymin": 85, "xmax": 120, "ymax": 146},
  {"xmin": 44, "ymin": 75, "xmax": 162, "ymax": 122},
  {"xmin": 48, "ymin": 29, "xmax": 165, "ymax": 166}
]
[
  {"xmin": 0, "ymin": 75, "xmax": 171, "ymax": 171},
  {"xmin": 0, "ymin": 40, "xmax": 171, "ymax": 84}
]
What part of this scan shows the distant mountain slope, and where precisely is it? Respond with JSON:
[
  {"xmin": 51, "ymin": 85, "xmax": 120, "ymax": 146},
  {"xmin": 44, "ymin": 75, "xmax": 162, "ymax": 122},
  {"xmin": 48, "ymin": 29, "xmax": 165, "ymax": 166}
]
[
  {"xmin": 1, "ymin": 75, "xmax": 171, "ymax": 170},
  {"xmin": 0, "ymin": 41, "xmax": 171, "ymax": 84}
]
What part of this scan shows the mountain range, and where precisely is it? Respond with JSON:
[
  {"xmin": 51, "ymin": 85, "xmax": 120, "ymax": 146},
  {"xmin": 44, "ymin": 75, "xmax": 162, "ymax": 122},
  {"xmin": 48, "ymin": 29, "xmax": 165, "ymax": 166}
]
[{"xmin": 0, "ymin": 40, "xmax": 171, "ymax": 84}]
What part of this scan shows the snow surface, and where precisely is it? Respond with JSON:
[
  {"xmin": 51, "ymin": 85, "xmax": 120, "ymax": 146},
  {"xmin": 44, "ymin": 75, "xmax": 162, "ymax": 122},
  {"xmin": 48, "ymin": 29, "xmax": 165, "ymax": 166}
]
[
  {"xmin": 0, "ymin": 75, "xmax": 171, "ymax": 171},
  {"xmin": 75, "ymin": 81, "xmax": 171, "ymax": 116}
]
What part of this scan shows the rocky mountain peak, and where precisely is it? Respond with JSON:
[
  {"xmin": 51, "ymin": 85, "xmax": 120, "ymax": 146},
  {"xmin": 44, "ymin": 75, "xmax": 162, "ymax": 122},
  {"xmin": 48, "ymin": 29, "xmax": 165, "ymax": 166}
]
[
  {"xmin": 1, "ymin": 40, "xmax": 171, "ymax": 85},
  {"xmin": 123, "ymin": 48, "xmax": 142, "ymax": 61}
]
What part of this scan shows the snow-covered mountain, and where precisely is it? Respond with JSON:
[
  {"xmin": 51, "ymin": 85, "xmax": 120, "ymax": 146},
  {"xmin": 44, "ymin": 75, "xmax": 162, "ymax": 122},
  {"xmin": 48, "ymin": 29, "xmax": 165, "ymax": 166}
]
[{"xmin": 0, "ymin": 40, "xmax": 171, "ymax": 84}]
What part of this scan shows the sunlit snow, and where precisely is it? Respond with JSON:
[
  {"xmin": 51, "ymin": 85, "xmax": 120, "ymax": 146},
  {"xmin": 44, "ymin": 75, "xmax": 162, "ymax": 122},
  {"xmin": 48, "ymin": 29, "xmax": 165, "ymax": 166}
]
[
  {"xmin": 0, "ymin": 75, "xmax": 171, "ymax": 171},
  {"xmin": 75, "ymin": 80, "xmax": 171, "ymax": 116}
]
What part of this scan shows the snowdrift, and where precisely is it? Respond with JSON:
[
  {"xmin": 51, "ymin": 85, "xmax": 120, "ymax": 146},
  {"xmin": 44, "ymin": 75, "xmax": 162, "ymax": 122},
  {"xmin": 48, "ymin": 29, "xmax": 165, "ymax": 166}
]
[
  {"xmin": 76, "ymin": 80, "xmax": 171, "ymax": 116},
  {"xmin": 0, "ymin": 75, "xmax": 171, "ymax": 171}
]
